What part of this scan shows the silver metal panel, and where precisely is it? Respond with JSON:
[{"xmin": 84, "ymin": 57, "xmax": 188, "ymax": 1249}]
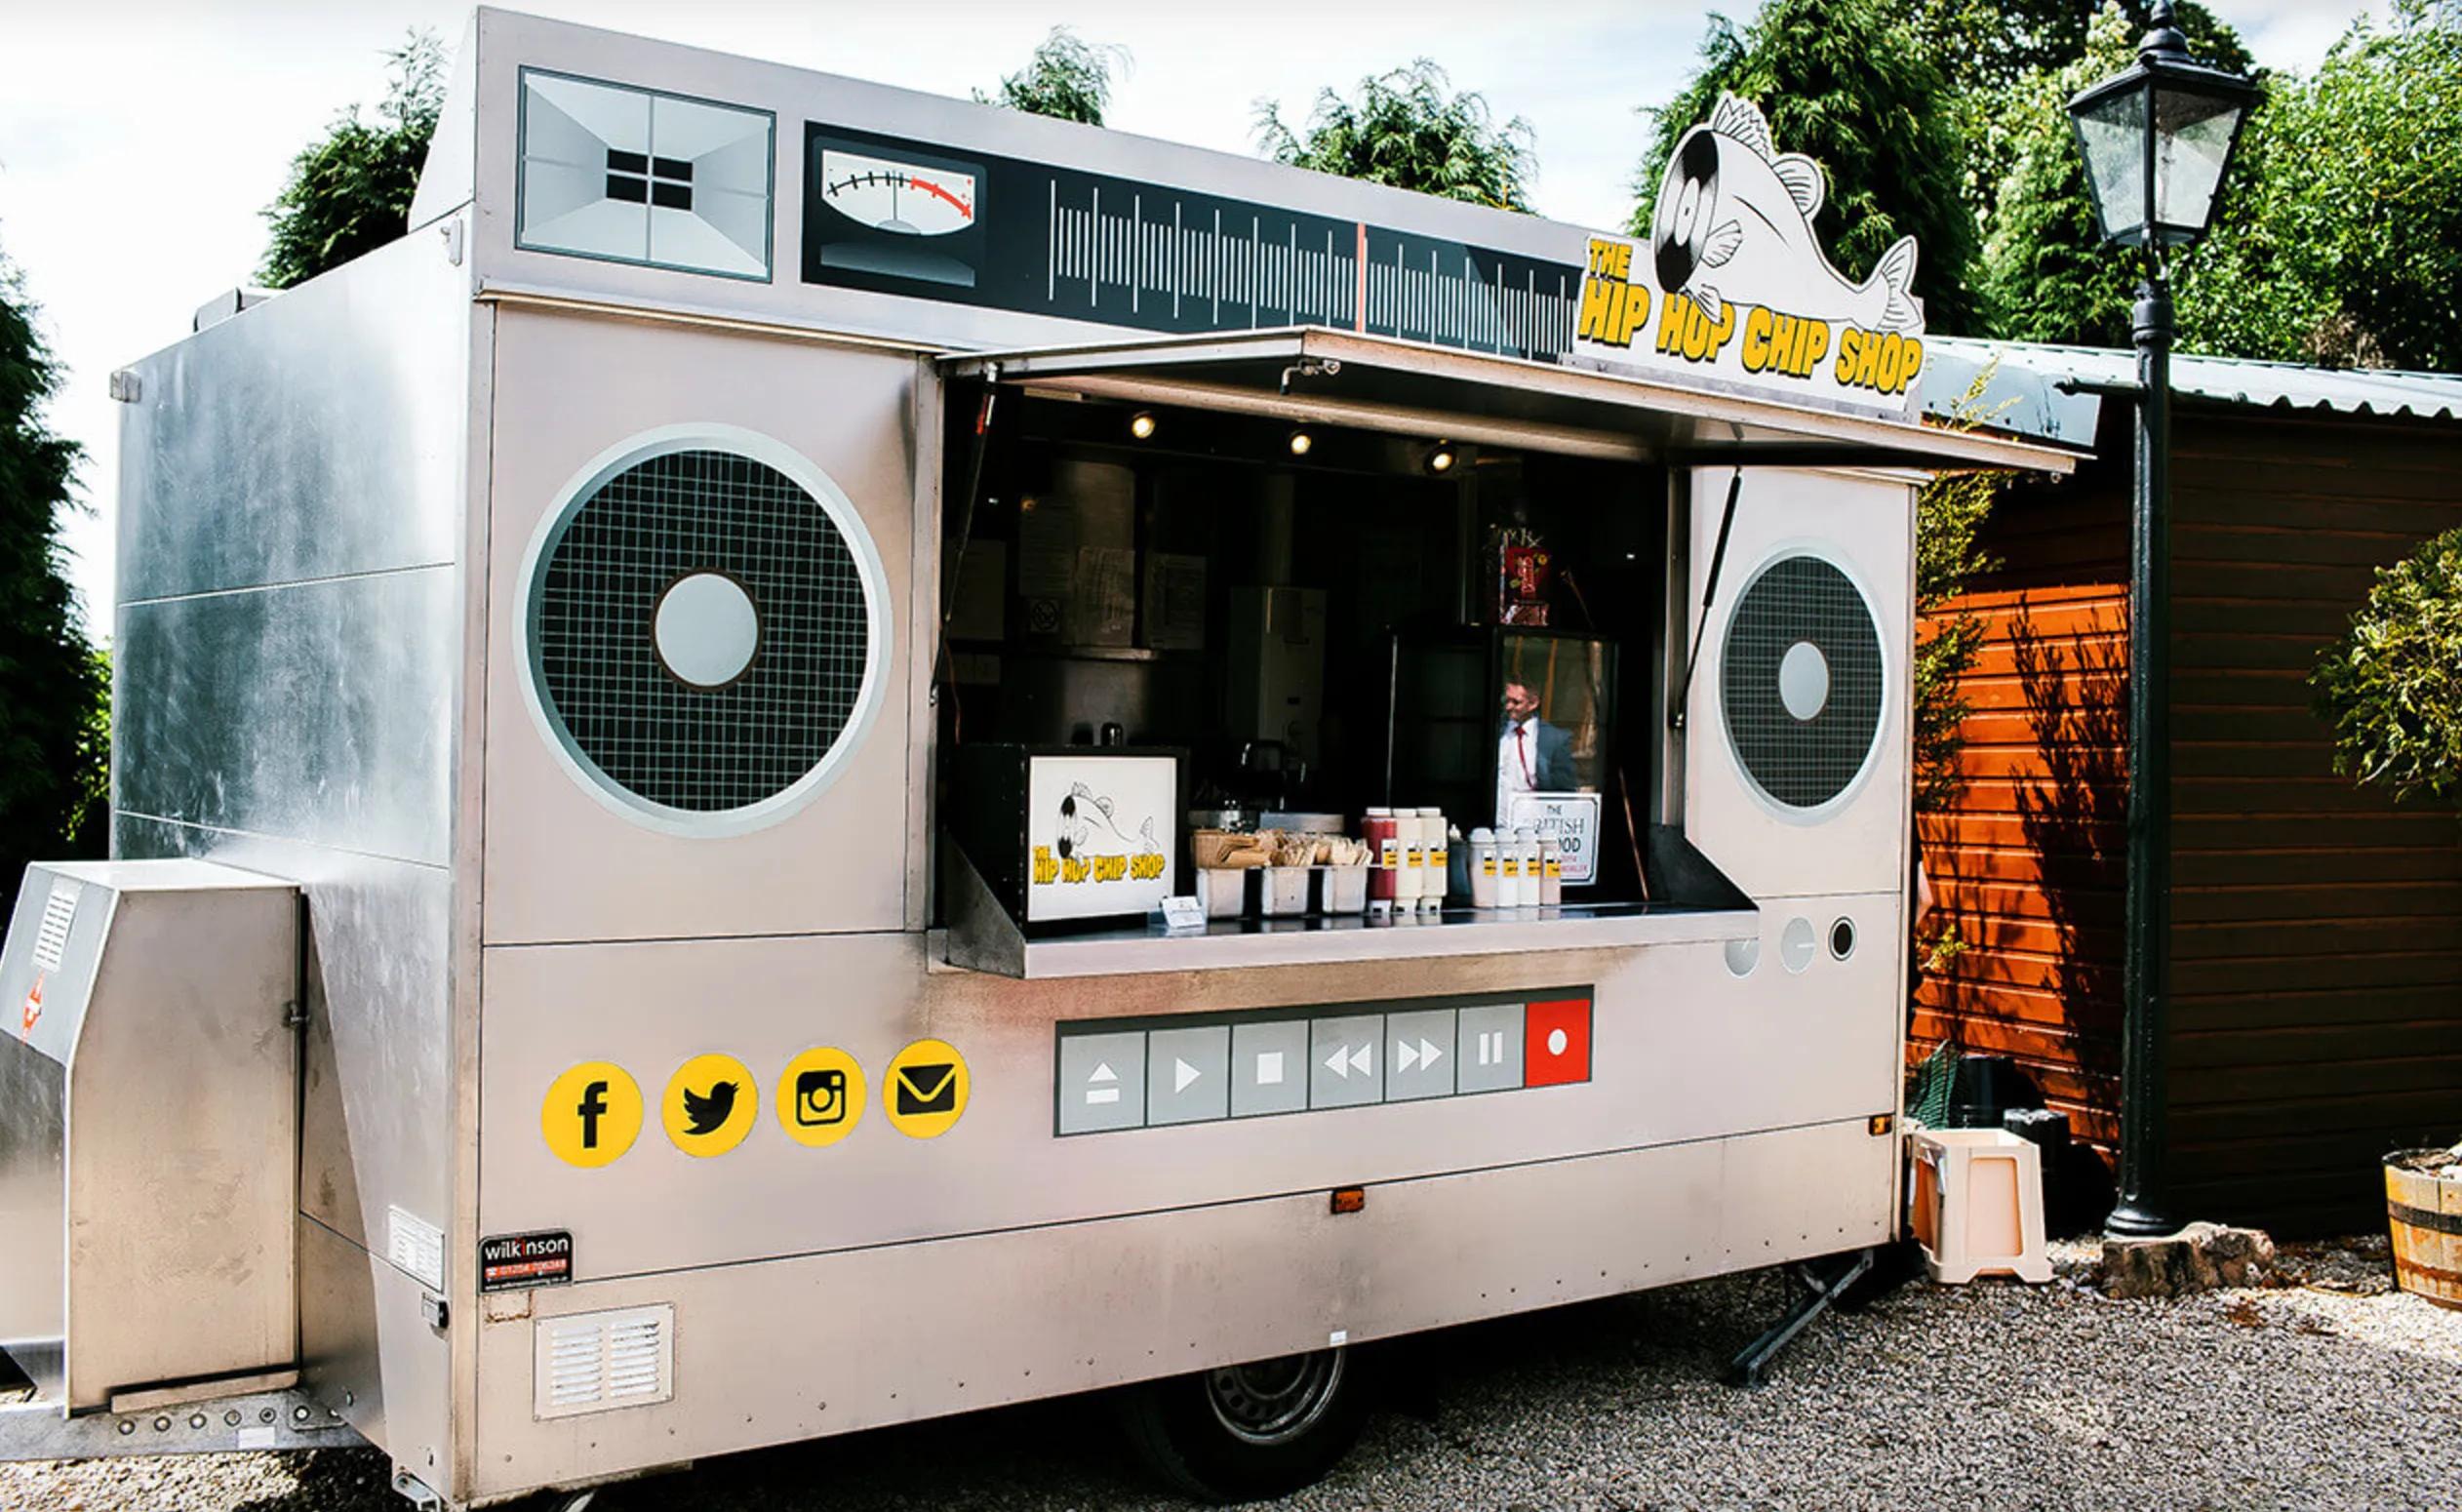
[
  {"xmin": 477, "ymin": 906, "xmax": 1898, "ymax": 1281},
  {"xmin": 0, "ymin": 1387, "xmax": 361, "ymax": 1463},
  {"xmin": 0, "ymin": 862, "xmax": 299, "ymax": 1412},
  {"xmin": 298, "ymin": 1218, "xmax": 456, "ymax": 1488},
  {"xmin": 118, "ymin": 816, "xmax": 457, "ymax": 1269},
  {"xmin": 116, "ymin": 568, "xmax": 457, "ymax": 866},
  {"xmin": 468, "ymin": 1117, "xmax": 1891, "ymax": 1501},
  {"xmin": 0, "ymin": 1045, "xmax": 63, "ymax": 1362},
  {"xmin": 457, "ymin": 10, "xmax": 1586, "ymax": 361},
  {"xmin": 479, "ymin": 306, "xmax": 915, "ymax": 944},
  {"xmin": 116, "ymin": 219, "xmax": 470, "ymax": 603},
  {"xmin": 1682, "ymin": 470, "xmax": 1915, "ymax": 901}
]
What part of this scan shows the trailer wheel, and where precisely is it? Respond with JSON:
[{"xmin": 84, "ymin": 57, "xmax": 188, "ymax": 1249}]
[{"xmin": 1118, "ymin": 1346, "xmax": 1370, "ymax": 1501}]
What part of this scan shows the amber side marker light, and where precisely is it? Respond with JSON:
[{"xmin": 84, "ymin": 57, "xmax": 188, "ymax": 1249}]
[
  {"xmin": 1869, "ymin": 1114, "xmax": 1895, "ymax": 1136},
  {"xmin": 1330, "ymin": 1186, "xmax": 1367, "ymax": 1215}
]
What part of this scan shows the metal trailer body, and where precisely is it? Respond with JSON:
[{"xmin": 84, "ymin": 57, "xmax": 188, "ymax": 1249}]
[{"xmin": 0, "ymin": 11, "xmax": 2073, "ymax": 1505}]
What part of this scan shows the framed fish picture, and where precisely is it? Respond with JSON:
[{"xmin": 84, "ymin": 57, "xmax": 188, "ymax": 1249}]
[{"xmin": 946, "ymin": 744, "xmax": 1189, "ymax": 931}]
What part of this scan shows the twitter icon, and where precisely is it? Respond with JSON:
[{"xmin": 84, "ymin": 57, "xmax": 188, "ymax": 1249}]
[
  {"xmin": 663, "ymin": 1054, "xmax": 756, "ymax": 1156},
  {"xmin": 682, "ymin": 1079, "xmax": 738, "ymax": 1135}
]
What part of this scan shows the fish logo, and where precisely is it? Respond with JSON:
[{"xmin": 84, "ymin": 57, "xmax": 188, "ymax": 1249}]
[
  {"xmin": 681, "ymin": 1079, "xmax": 739, "ymax": 1136},
  {"xmin": 1054, "ymin": 782, "xmax": 1160, "ymax": 862},
  {"xmin": 1649, "ymin": 95, "xmax": 1922, "ymax": 334}
]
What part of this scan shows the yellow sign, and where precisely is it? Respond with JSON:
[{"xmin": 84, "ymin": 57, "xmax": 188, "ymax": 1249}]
[
  {"xmin": 775, "ymin": 1046, "xmax": 866, "ymax": 1148},
  {"xmin": 883, "ymin": 1038, "xmax": 970, "ymax": 1139},
  {"xmin": 662, "ymin": 1053, "xmax": 758, "ymax": 1157},
  {"xmin": 542, "ymin": 1061, "xmax": 644, "ymax": 1169}
]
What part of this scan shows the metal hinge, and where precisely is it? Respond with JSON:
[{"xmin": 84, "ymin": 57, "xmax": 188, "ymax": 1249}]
[
  {"xmin": 391, "ymin": 1470, "xmax": 444, "ymax": 1509},
  {"xmin": 420, "ymin": 1293, "xmax": 450, "ymax": 1332},
  {"xmin": 282, "ymin": 1000, "xmax": 308, "ymax": 1031}
]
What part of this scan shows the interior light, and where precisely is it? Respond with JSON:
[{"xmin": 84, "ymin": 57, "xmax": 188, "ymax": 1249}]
[
  {"xmin": 1288, "ymin": 428, "xmax": 1314, "ymax": 458},
  {"xmin": 1129, "ymin": 411, "xmax": 1157, "ymax": 441},
  {"xmin": 1426, "ymin": 441, "xmax": 1457, "ymax": 474}
]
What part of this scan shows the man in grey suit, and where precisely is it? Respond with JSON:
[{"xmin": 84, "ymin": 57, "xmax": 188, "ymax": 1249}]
[{"xmin": 1496, "ymin": 680, "xmax": 1575, "ymax": 825}]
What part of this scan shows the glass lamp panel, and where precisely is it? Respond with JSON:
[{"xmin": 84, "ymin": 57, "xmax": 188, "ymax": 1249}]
[
  {"xmin": 2152, "ymin": 87, "xmax": 2244, "ymax": 243},
  {"xmin": 2074, "ymin": 84, "xmax": 2151, "ymax": 246}
]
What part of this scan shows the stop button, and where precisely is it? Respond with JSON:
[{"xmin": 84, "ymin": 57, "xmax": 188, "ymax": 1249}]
[{"xmin": 1524, "ymin": 998, "xmax": 1592, "ymax": 1087}]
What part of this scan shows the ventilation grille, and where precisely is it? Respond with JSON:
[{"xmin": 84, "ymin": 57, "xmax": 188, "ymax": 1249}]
[
  {"xmin": 532, "ymin": 448, "xmax": 871, "ymax": 816},
  {"xmin": 1721, "ymin": 554, "xmax": 1885, "ymax": 812},
  {"xmin": 535, "ymin": 1305, "xmax": 674, "ymax": 1419},
  {"xmin": 31, "ymin": 877, "xmax": 81, "ymax": 974}
]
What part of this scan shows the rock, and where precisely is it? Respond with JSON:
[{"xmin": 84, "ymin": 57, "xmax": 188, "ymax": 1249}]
[{"xmin": 2101, "ymin": 1222, "xmax": 2276, "ymax": 1299}]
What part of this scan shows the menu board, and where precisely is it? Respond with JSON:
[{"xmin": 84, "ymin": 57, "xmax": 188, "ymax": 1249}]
[{"xmin": 1024, "ymin": 754, "xmax": 1179, "ymax": 923}]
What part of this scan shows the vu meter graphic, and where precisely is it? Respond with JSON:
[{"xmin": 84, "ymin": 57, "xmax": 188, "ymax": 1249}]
[{"xmin": 811, "ymin": 138, "xmax": 988, "ymax": 288}]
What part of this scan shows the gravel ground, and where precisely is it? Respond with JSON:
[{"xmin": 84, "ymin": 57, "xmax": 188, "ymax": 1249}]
[{"xmin": 6, "ymin": 1234, "xmax": 2457, "ymax": 1511}]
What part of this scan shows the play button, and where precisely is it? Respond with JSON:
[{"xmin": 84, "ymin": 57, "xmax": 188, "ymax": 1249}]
[{"xmin": 1173, "ymin": 1057, "xmax": 1201, "ymax": 1094}]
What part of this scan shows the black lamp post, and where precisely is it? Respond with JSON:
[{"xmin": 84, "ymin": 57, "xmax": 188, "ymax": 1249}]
[{"xmin": 2067, "ymin": 1, "xmax": 2259, "ymax": 1240}]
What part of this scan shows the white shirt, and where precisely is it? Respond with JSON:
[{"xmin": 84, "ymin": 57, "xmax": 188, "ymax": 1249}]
[{"xmin": 1497, "ymin": 718, "xmax": 1538, "ymax": 827}]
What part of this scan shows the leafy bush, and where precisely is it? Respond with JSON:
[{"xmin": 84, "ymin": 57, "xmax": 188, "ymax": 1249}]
[
  {"xmin": 974, "ymin": 28, "xmax": 1131, "ymax": 127},
  {"xmin": 2312, "ymin": 526, "xmax": 2462, "ymax": 811}
]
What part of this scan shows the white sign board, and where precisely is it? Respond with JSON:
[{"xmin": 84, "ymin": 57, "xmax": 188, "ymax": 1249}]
[
  {"xmin": 1570, "ymin": 95, "xmax": 1927, "ymax": 420},
  {"xmin": 1025, "ymin": 754, "xmax": 1177, "ymax": 923},
  {"xmin": 1507, "ymin": 791, "xmax": 1603, "ymax": 886}
]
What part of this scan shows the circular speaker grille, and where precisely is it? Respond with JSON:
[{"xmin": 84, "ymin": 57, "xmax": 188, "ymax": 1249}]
[
  {"xmin": 1721, "ymin": 553, "xmax": 1884, "ymax": 813},
  {"xmin": 527, "ymin": 439, "xmax": 880, "ymax": 826}
]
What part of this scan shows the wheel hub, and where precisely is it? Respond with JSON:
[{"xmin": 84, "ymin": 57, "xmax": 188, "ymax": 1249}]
[{"xmin": 1203, "ymin": 1348, "xmax": 1345, "ymax": 1446}]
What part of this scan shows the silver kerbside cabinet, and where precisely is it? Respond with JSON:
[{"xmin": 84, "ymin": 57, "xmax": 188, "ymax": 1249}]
[{"xmin": 0, "ymin": 10, "xmax": 2072, "ymax": 1507}]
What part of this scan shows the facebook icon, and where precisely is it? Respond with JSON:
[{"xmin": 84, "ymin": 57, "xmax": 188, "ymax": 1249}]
[{"xmin": 576, "ymin": 1080, "xmax": 611, "ymax": 1150}]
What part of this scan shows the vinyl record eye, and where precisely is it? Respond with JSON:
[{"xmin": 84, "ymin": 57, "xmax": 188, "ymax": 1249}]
[{"xmin": 1675, "ymin": 179, "xmax": 1702, "ymax": 243}]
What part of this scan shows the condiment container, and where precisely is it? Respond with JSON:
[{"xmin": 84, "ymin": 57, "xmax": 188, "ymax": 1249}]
[
  {"xmin": 1364, "ymin": 808, "xmax": 1399, "ymax": 906},
  {"xmin": 1419, "ymin": 807, "xmax": 1448, "ymax": 913},
  {"xmin": 1512, "ymin": 826, "xmax": 1542, "ymax": 909},
  {"xmin": 1196, "ymin": 868, "xmax": 1247, "ymax": 919},
  {"xmin": 1262, "ymin": 864, "xmax": 1311, "ymax": 917},
  {"xmin": 1468, "ymin": 828, "xmax": 1499, "ymax": 909},
  {"xmin": 1495, "ymin": 826, "xmax": 1523, "ymax": 907},
  {"xmin": 1324, "ymin": 863, "xmax": 1370, "ymax": 915},
  {"xmin": 1393, "ymin": 809, "xmax": 1425, "ymax": 903},
  {"xmin": 1538, "ymin": 833, "xmax": 1564, "ymax": 905}
]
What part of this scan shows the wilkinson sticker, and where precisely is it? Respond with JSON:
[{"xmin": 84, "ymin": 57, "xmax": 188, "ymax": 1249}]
[{"xmin": 479, "ymin": 1230, "xmax": 574, "ymax": 1293}]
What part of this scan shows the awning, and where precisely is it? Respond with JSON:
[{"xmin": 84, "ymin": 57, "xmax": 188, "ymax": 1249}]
[{"xmin": 939, "ymin": 325, "xmax": 2078, "ymax": 475}]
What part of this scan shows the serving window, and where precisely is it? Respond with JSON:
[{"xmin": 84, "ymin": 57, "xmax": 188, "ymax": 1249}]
[{"xmin": 934, "ymin": 380, "xmax": 1671, "ymax": 934}]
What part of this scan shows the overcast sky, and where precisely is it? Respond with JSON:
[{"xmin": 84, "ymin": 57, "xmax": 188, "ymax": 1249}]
[{"xmin": 2, "ymin": 0, "xmax": 2376, "ymax": 633}]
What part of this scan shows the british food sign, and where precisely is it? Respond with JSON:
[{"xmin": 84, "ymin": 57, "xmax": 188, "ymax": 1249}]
[{"xmin": 1571, "ymin": 96, "xmax": 1927, "ymax": 419}]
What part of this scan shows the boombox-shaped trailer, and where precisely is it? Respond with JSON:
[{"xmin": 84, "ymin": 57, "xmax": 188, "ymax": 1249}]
[{"xmin": 0, "ymin": 11, "xmax": 2066, "ymax": 1506}]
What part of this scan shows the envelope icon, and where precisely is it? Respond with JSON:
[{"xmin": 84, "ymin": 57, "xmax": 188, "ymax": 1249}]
[{"xmin": 895, "ymin": 1062, "xmax": 959, "ymax": 1116}]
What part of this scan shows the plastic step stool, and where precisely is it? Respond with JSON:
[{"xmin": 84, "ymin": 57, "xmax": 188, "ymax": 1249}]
[{"xmin": 1910, "ymin": 1128, "xmax": 2052, "ymax": 1284}]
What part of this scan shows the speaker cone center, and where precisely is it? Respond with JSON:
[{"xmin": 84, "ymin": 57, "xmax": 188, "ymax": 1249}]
[
  {"xmin": 1777, "ymin": 640, "xmax": 1830, "ymax": 721},
  {"xmin": 655, "ymin": 572, "xmax": 761, "ymax": 688}
]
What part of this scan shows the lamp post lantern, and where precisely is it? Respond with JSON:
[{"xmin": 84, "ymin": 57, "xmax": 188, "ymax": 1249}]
[{"xmin": 2067, "ymin": 1, "xmax": 2259, "ymax": 1240}]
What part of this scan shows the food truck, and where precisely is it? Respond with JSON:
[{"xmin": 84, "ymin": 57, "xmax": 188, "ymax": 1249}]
[{"xmin": 0, "ymin": 12, "xmax": 2069, "ymax": 1506}]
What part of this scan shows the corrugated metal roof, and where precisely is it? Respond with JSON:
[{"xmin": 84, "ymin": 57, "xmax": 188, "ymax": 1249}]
[{"xmin": 1922, "ymin": 336, "xmax": 2462, "ymax": 448}]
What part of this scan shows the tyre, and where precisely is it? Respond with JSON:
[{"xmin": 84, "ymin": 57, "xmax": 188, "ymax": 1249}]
[{"xmin": 1116, "ymin": 1346, "xmax": 1372, "ymax": 1502}]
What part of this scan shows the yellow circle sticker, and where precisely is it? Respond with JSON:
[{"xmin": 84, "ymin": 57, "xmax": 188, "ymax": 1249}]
[
  {"xmin": 542, "ymin": 1062, "xmax": 643, "ymax": 1169},
  {"xmin": 883, "ymin": 1038, "xmax": 970, "ymax": 1139},
  {"xmin": 775, "ymin": 1046, "xmax": 866, "ymax": 1148},
  {"xmin": 661, "ymin": 1053, "xmax": 758, "ymax": 1157}
]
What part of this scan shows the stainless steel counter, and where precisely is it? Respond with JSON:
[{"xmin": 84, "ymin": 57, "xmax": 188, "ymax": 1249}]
[{"xmin": 941, "ymin": 848, "xmax": 1756, "ymax": 978}]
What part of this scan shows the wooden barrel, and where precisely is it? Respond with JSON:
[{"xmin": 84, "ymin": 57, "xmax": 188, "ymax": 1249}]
[{"xmin": 2385, "ymin": 1149, "xmax": 2462, "ymax": 1310}]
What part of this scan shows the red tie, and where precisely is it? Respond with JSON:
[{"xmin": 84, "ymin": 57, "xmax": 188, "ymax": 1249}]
[{"xmin": 1515, "ymin": 726, "xmax": 1532, "ymax": 785}]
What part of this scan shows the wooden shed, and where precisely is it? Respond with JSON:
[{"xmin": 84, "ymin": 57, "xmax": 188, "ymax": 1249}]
[{"xmin": 1914, "ymin": 339, "xmax": 2462, "ymax": 1236}]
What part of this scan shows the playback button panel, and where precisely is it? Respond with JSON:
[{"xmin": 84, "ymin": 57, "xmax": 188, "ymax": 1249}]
[{"xmin": 1052, "ymin": 988, "xmax": 1593, "ymax": 1136}]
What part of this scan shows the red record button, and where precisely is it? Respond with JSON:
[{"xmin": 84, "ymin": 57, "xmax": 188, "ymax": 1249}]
[{"xmin": 1525, "ymin": 998, "xmax": 1591, "ymax": 1087}]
